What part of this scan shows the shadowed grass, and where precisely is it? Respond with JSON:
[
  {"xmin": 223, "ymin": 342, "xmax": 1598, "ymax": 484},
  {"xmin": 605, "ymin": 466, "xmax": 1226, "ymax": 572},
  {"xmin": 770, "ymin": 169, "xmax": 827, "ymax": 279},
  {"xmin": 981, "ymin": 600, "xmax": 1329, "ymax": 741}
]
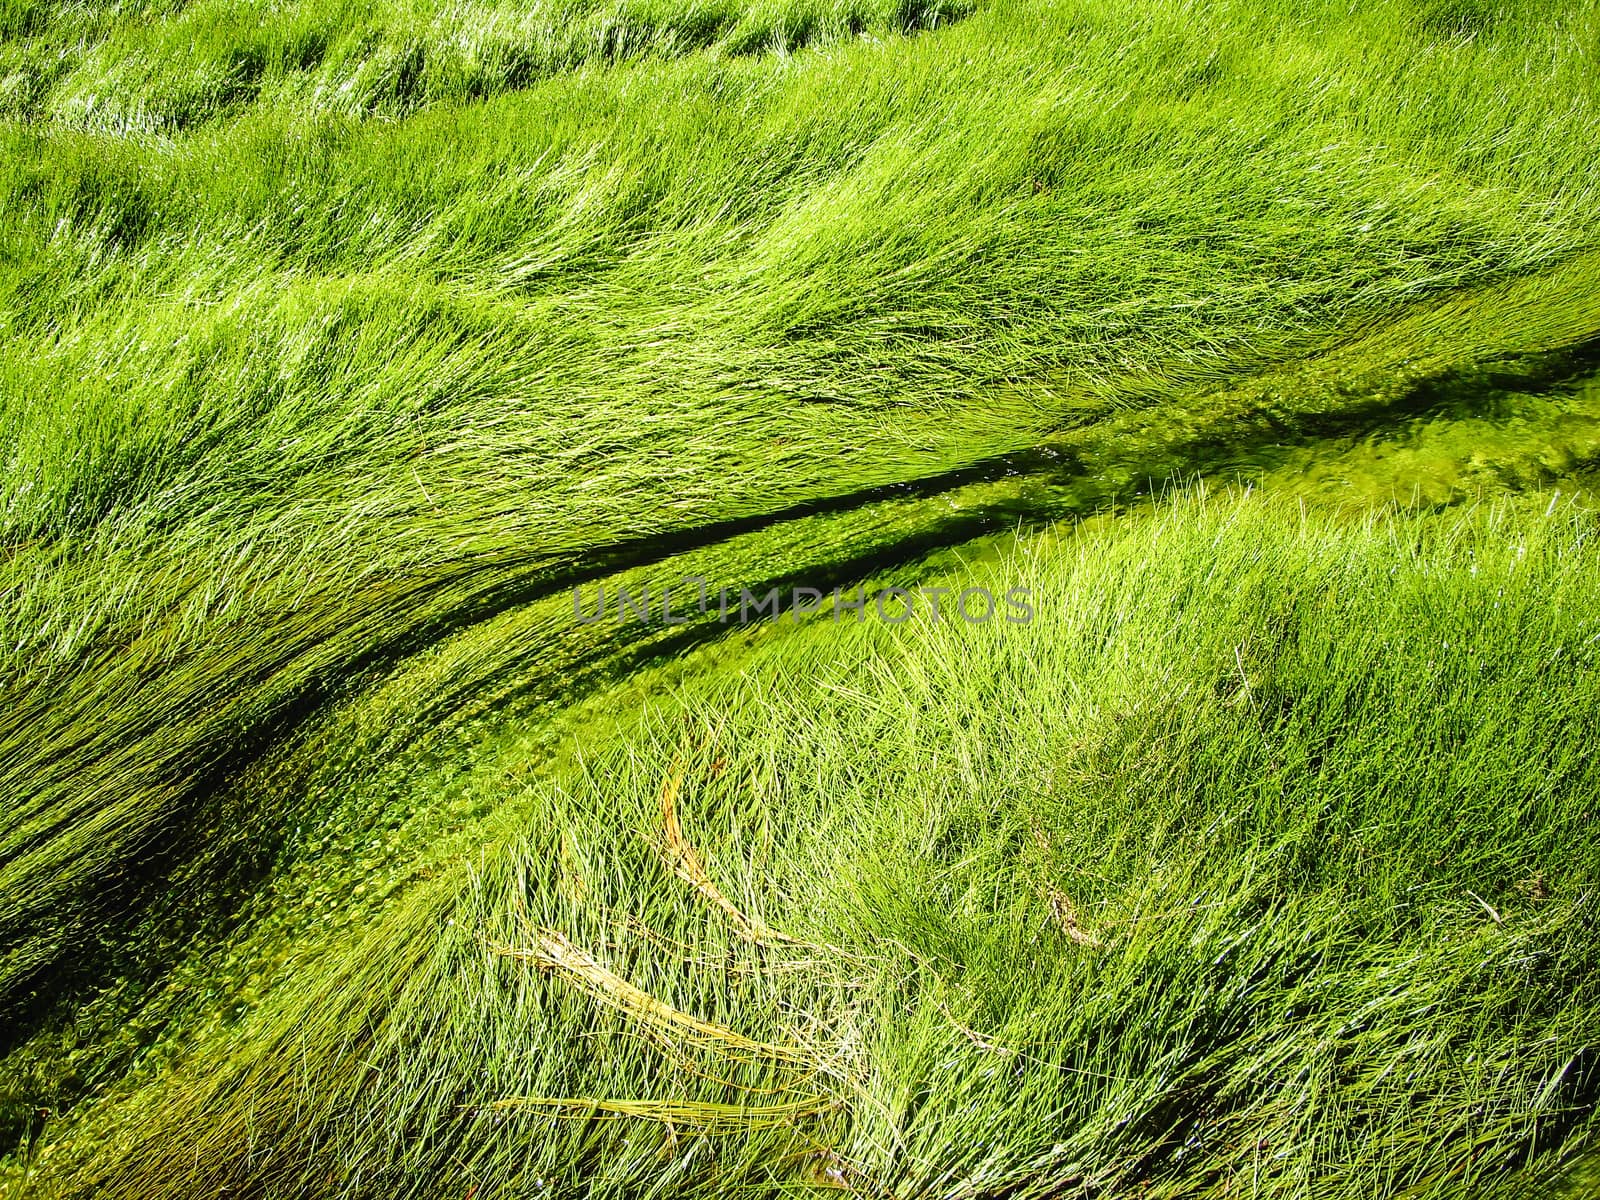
[{"xmin": 0, "ymin": 0, "xmax": 971, "ymax": 131}]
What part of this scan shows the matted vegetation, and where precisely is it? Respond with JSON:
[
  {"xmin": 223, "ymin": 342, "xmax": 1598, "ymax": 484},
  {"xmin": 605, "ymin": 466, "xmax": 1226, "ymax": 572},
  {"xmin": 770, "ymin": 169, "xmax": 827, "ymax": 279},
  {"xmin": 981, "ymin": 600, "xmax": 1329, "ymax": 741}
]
[
  {"xmin": 3, "ymin": 0, "xmax": 1600, "ymax": 1194},
  {"xmin": 16, "ymin": 491, "xmax": 1600, "ymax": 1198}
]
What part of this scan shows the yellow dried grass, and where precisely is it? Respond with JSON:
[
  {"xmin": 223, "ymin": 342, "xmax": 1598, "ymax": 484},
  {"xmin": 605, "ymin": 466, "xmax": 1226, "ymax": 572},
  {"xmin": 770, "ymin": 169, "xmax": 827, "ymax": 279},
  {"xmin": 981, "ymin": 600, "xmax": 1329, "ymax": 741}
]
[
  {"xmin": 484, "ymin": 1094, "xmax": 831, "ymax": 1129},
  {"xmin": 491, "ymin": 929, "xmax": 816, "ymax": 1066},
  {"xmin": 659, "ymin": 755, "xmax": 796, "ymax": 948},
  {"xmin": 1039, "ymin": 885, "xmax": 1103, "ymax": 947}
]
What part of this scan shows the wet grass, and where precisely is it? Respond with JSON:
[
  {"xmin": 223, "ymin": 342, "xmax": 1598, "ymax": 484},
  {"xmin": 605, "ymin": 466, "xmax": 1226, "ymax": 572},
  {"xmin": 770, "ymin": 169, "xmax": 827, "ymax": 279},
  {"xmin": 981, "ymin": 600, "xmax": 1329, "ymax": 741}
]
[
  {"xmin": 3, "ymin": 0, "xmax": 1600, "ymax": 1194},
  {"xmin": 13, "ymin": 491, "xmax": 1600, "ymax": 1199}
]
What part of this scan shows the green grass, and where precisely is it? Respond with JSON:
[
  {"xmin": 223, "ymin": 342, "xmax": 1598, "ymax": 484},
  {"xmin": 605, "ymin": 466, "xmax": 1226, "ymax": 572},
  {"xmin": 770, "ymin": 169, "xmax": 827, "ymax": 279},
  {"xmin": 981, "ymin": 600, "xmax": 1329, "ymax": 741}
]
[
  {"xmin": 15, "ymin": 490, "xmax": 1600, "ymax": 1198},
  {"xmin": 0, "ymin": 0, "xmax": 972, "ymax": 131},
  {"xmin": 3, "ymin": 0, "xmax": 1600, "ymax": 1194}
]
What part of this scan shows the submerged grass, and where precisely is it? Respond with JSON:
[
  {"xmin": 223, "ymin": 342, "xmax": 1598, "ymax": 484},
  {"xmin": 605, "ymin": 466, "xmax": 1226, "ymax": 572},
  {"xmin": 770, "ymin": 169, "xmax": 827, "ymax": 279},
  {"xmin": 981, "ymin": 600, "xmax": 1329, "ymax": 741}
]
[
  {"xmin": 3, "ymin": 0, "xmax": 1600, "ymax": 1194},
  {"xmin": 14, "ymin": 490, "xmax": 1600, "ymax": 1198}
]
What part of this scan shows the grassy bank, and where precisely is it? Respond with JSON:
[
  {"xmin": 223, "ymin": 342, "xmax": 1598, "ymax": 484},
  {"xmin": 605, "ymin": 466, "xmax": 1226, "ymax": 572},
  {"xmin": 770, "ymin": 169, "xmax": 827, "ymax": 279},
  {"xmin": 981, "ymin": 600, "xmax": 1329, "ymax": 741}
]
[
  {"xmin": 3, "ymin": 0, "xmax": 1600, "ymax": 1194},
  {"xmin": 12, "ymin": 490, "xmax": 1600, "ymax": 1198}
]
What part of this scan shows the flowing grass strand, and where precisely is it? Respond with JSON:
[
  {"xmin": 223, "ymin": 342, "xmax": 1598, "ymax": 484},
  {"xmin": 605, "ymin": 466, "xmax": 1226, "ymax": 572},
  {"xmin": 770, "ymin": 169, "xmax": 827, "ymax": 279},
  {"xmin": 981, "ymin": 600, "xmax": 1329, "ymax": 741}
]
[{"xmin": 492, "ymin": 930, "xmax": 823, "ymax": 1068}]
